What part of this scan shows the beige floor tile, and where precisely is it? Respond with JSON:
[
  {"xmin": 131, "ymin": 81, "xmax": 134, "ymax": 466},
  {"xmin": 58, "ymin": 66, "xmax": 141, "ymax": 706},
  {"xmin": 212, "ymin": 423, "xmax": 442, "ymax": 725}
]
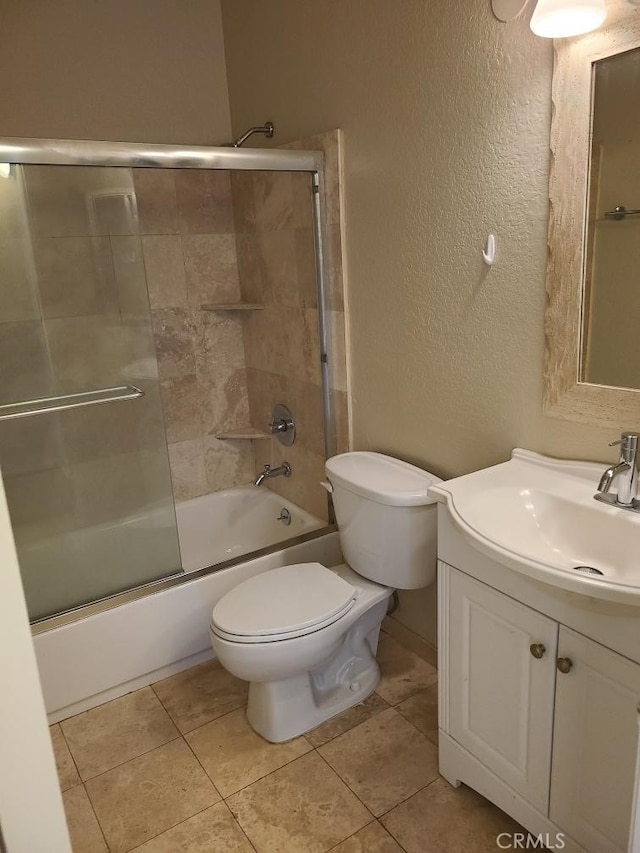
[
  {"xmin": 375, "ymin": 635, "xmax": 438, "ymax": 706},
  {"xmin": 186, "ymin": 706, "xmax": 312, "ymax": 797},
  {"xmin": 396, "ymin": 682, "xmax": 439, "ymax": 744},
  {"xmin": 381, "ymin": 616, "xmax": 438, "ymax": 668},
  {"xmin": 381, "ymin": 777, "xmax": 525, "ymax": 853},
  {"xmin": 306, "ymin": 693, "xmax": 389, "ymax": 748},
  {"xmin": 62, "ymin": 784, "xmax": 108, "ymax": 853},
  {"xmin": 86, "ymin": 738, "xmax": 220, "ymax": 853},
  {"xmin": 50, "ymin": 723, "xmax": 81, "ymax": 791},
  {"xmin": 319, "ymin": 707, "xmax": 438, "ymax": 817},
  {"xmin": 329, "ymin": 821, "xmax": 404, "ymax": 852},
  {"xmin": 152, "ymin": 659, "xmax": 248, "ymax": 733},
  {"xmin": 61, "ymin": 687, "xmax": 179, "ymax": 780},
  {"xmin": 129, "ymin": 802, "xmax": 254, "ymax": 852},
  {"xmin": 227, "ymin": 751, "xmax": 371, "ymax": 853}
]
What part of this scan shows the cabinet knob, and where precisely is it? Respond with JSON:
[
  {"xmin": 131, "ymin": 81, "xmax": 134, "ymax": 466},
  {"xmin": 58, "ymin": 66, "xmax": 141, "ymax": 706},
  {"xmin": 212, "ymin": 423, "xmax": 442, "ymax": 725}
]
[
  {"xmin": 529, "ymin": 643, "xmax": 546, "ymax": 659},
  {"xmin": 557, "ymin": 657, "xmax": 573, "ymax": 674}
]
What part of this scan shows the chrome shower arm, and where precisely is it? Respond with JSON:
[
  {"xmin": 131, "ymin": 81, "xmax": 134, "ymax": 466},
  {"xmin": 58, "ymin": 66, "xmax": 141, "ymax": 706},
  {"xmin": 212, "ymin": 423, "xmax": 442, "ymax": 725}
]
[{"xmin": 230, "ymin": 122, "xmax": 274, "ymax": 148}]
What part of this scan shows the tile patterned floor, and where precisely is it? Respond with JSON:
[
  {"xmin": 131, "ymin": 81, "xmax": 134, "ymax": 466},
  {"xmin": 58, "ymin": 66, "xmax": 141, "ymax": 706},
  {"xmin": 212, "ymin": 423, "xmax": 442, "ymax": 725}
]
[{"xmin": 51, "ymin": 618, "xmax": 523, "ymax": 853}]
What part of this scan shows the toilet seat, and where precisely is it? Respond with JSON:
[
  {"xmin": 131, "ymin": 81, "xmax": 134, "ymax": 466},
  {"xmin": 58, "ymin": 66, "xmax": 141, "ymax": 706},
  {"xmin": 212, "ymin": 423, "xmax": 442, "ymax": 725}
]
[{"xmin": 210, "ymin": 562, "xmax": 357, "ymax": 644}]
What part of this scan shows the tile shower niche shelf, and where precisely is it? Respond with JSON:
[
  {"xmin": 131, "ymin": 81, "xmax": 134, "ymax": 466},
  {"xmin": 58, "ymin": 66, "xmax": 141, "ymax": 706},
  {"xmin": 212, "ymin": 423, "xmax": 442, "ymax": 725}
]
[
  {"xmin": 202, "ymin": 303, "xmax": 264, "ymax": 312},
  {"xmin": 214, "ymin": 427, "xmax": 271, "ymax": 440}
]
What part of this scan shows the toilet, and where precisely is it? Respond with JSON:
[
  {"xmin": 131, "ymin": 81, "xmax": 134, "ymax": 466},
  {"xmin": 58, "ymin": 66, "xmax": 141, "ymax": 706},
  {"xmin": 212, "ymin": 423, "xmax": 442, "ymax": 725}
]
[{"xmin": 209, "ymin": 451, "xmax": 442, "ymax": 742}]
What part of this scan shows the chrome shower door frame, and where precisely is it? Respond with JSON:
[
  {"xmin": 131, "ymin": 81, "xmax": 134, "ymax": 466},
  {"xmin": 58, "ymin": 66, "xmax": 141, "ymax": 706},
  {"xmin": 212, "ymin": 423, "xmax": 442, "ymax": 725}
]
[{"xmin": 0, "ymin": 136, "xmax": 337, "ymax": 631}]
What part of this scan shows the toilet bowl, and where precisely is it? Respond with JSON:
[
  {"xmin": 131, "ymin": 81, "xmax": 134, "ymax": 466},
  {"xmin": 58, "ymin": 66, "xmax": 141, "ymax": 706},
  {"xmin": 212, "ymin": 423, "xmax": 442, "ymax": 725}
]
[{"xmin": 210, "ymin": 452, "xmax": 442, "ymax": 743}]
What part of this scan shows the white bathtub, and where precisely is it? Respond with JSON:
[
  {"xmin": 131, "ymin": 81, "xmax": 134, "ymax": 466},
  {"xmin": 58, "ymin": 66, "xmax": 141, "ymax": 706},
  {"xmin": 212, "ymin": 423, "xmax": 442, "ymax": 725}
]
[
  {"xmin": 177, "ymin": 487, "xmax": 324, "ymax": 571},
  {"xmin": 33, "ymin": 489, "xmax": 338, "ymax": 723}
]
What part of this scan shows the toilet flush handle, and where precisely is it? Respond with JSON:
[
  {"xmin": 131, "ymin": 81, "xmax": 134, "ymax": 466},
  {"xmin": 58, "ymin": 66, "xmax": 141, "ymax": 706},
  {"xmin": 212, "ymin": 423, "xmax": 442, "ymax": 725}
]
[{"xmin": 321, "ymin": 480, "xmax": 334, "ymax": 494}]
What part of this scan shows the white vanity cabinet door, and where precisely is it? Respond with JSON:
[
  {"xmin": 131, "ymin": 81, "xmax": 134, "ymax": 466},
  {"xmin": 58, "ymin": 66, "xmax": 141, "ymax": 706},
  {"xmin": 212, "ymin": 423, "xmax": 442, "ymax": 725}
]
[
  {"xmin": 550, "ymin": 627, "xmax": 640, "ymax": 853},
  {"xmin": 448, "ymin": 568, "xmax": 558, "ymax": 813}
]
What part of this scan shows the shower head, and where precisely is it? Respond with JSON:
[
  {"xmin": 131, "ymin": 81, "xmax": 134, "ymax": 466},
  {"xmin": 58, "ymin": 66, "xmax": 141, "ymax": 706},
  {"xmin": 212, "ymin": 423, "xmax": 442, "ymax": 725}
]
[{"xmin": 226, "ymin": 122, "xmax": 274, "ymax": 148}]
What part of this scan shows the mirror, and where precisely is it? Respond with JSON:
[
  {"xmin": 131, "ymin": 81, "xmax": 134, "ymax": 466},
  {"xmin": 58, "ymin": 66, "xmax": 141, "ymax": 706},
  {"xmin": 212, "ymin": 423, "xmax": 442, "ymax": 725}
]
[{"xmin": 544, "ymin": 0, "xmax": 640, "ymax": 425}]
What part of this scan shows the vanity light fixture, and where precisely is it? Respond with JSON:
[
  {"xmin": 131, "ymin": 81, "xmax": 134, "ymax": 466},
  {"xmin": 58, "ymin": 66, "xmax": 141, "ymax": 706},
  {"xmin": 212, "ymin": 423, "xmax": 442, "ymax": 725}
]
[{"xmin": 491, "ymin": 0, "xmax": 607, "ymax": 38}]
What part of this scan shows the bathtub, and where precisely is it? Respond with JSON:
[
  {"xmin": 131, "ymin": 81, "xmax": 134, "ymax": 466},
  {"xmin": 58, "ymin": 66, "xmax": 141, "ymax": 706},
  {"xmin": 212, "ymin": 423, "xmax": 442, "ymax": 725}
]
[
  {"xmin": 177, "ymin": 487, "xmax": 324, "ymax": 571},
  {"xmin": 32, "ymin": 488, "xmax": 339, "ymax": 723}
]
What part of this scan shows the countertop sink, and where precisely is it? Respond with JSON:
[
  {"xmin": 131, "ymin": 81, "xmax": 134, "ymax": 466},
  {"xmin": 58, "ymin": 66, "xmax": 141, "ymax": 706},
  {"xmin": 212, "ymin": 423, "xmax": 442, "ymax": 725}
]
[{"xmin": 429, "ymin": 448, "xmax": 640, "ymax": 605}]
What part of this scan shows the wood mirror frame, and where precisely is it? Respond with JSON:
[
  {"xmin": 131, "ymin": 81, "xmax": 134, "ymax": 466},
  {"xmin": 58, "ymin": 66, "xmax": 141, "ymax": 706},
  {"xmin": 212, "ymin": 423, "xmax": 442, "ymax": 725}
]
[{"xmin": 544, "ymin": 0, "xmax": 640, "ymax": 425}]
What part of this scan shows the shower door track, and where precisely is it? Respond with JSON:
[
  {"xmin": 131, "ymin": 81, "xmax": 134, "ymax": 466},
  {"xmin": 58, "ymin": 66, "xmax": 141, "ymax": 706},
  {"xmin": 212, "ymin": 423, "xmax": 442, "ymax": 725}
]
[{"xmin": 0, "ymin": 135, "xmax": 337, "ymax": 632}]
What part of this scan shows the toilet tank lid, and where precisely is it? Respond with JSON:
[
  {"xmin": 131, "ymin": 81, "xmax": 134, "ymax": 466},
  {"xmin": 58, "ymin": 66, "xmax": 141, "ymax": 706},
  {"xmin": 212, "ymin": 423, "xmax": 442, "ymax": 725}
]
[{"xmin": 325, "ymin": 452, "xmax": 442, "ymax": 507}]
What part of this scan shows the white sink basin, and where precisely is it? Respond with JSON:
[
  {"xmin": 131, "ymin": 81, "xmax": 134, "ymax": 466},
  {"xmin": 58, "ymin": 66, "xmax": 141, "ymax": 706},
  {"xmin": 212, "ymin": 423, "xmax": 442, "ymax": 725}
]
[{"xmin": 429, "ymin": 449, "xmax": 640, "ymax": 605}]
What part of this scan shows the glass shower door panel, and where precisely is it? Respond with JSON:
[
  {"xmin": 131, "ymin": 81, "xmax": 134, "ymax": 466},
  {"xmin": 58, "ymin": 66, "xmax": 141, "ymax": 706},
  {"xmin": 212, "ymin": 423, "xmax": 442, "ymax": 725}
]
[{"xmin": 0, "ymin": 164, "xmax": 182, "ymax": 621}]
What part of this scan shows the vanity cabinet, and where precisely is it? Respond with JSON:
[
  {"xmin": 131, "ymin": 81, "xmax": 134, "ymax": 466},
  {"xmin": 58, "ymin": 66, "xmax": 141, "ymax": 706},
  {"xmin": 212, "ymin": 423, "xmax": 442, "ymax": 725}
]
[{"xmin": 441, "ymin": 557, "xmax": 640, "ymax": 853}]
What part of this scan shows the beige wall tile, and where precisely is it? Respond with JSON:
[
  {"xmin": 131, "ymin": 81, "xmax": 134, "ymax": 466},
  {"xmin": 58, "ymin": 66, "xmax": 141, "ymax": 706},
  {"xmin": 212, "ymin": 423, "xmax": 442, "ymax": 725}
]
[
  {"xmin": 290, "ymin": 172, "xmax": 314, "ymax": 229},
  {"xmin": 2, "ymin": 466, "xmax": 73, "ymax": 536},
  {"xmin": 253, "ymin": 172, "xmax": 296, "ymax": 232},
  {"xmin": 60, "ymin": 401, "xmax": 139, "ymax": 463},
  {"xmin": 289, "ymin": 377, "xmax": 325, "ymax": 456},
  {"xmin": 45, "ymin": 314, "xmax": 124, "ymax": 389},
  {"xmin": 201, "ymin": 368, "xmax": 251, "ymax": 436},
  {"xmin": 160, "ymin": 374, "xmax": 203, "ymax": 443},
  {"xmin": 326, "ymin": 223, "xmax": 345, "ymax": 311},
  {"xmin": 296, "ymin": 227, "xmax": 319, "ymax": 308},
  {"xmin": 375, "ymin": 636, "xmax": 438, "ymax": 706},
  {"xmin": 152, "ymin": 308, "xmax": 200, "ymax": 380},
  {"xmin": 175, "ymin": 170, "xmax": 233, "ymax": 234},
  {"xmin": 142, "ymin": 236, "xmax": 187, "ymax": 309},
  {"xmin": 0, "ymin": 415, "xmax": 62, "ymax": 477},
  {"xmin": 318, "ymin": 708, "xmax": 439, "ymax": 817},
  {"xmin": 334, "ymin": 389, "xmax": 350, "ymax": 454},
  {"xmin": 328, "ymin": 310, "xmax": 347, "ymax": 393},
  {"xmin": 133, "ymin": 169, "xmax": 179, "ymax": 235},
  {"xmin": 230, "ymin": 172, "xmax": 257, "ymax": 234},
  {"xmin": 182, "ymin": 234, "xmax": 240, "ymax": 305},
  {"xmin": 63, "ymin": 785, "xmax": 108, "ymax": 853},
  {"xmin": 258, "ymin": 230, "xmax": 299, "ymax": 307},
  {"xmin": 306, "ymin": 693, "xmax": 389, "ymax": 748},
  {"xmin": 246, "ymin": 368, "xmax": 290, "ymax": 432},
  {"xmin": 196, "ymin": 312, "xmax": 246, "ymax": 380},
  {"xmin": 236, "ymin": 233, "xmax": 263, "ymax": 302},
  {"xmin": 130, "ymin": 802, "xmax": 255, "ymax": 853},
  {"xmin": 50, "ymin": 724, "xmax": 81, "ymax": 791},
  {"xmin": 380, "ymin": 778, "xmax": 525, "ymax": 853},
  {"xmin": 331, "ymin": 821, "xmax": 404, "ymax": 853},
  {"xmin": 152, "ymin": 659, "xmax": 248, "ymax": 734},
  {"xmin": 168, "ymin": 438, "xmax": 207, "ymax": 501},
  {"xmin": 227, "ymin": 752, "xmax": 371, "ymax": 853},
  {"xmin": 86, "ymin": 739, "xmax": 220, "ymax": 853},
  {"xmin": 61, "ymin": 687, "xmax": 179, "ymax": 780},
  {"xmin": 0, "ymin": 320, "xmax": 51, "ymax": 401},
  {"xmin": 0, "ymin": 237, "xmax": 41, "ymax": 321},
  {"xmin": 112, "ymin": 235, "xmax": 154, "ymax": 318},
  {"xmin": 203, "ymin": 435, "xmax": 255, "ymax": 491},
  {"xmin": 262, "ymin": 441, "xmax": 328, "ymax": 520},
  {"xmin": 186, "ymin": 707, "xmax": 312, "ymax": 797}
]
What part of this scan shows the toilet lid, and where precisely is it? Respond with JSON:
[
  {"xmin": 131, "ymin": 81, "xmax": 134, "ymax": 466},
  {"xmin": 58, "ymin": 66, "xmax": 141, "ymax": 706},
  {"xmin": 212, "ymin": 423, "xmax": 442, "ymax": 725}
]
[{"xmin": 211, "ymin": 563, "xmax": 357, "ymax": 643}]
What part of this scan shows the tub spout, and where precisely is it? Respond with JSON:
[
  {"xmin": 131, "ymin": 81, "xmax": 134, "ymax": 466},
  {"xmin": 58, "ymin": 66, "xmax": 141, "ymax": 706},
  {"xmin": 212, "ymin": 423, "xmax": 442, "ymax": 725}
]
[{"xmin": 253, "ymin": 462, "xmax": 292, "ymax": 487}]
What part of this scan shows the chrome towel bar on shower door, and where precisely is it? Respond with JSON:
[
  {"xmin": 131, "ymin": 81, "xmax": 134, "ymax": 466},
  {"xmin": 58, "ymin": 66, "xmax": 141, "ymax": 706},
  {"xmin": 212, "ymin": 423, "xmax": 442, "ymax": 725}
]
[{"xmin": 0, "ymin": 385, "xmax": 145, "ymax": 421}]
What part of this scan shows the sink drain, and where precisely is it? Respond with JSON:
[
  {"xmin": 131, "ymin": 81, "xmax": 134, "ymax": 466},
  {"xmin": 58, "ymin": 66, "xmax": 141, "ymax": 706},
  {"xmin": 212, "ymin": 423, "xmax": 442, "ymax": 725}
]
[{"xmin": 573, "ymin": 565, "xmax": 604, "ymax": 576}]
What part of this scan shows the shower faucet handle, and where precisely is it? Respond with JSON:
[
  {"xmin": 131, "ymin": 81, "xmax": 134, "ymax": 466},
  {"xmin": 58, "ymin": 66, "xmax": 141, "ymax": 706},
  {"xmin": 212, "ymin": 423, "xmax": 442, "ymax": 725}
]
[
  {"xmin": 268, "ymin": 418, "xmax": 289, "ymax": 433},
  {"xmin": 267, "ymin": 404, "xmax": 296, "ymax": 447}
]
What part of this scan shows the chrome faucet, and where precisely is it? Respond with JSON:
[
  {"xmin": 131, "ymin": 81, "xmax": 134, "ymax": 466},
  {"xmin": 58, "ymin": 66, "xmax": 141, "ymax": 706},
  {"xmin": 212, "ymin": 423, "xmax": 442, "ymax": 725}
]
[
  {"xmin": 253, "ymin": 462, "xmax": 292, "ymax": 487},
  {"xmin": 594, "ymin": 432, "xmax": 640, "ymax": 510}
]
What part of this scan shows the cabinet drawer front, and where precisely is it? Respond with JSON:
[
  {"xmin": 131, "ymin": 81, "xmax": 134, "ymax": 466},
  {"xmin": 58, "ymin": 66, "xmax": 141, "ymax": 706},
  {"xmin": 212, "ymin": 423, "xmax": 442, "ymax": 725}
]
[
  {"xmin": 448, "ymin": 567, "xmax": 558, "ymax": 813},
  {"xmin": 550, "ymin": 627, "xmax": 640, "ymax": 853}
]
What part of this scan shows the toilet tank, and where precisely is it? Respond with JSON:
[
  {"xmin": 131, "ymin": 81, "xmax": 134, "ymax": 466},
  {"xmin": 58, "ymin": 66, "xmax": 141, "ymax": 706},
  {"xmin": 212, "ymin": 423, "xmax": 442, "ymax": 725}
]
[{"xmin": 325, "ymin": 452, "xmax": 442, "ymax": 590}]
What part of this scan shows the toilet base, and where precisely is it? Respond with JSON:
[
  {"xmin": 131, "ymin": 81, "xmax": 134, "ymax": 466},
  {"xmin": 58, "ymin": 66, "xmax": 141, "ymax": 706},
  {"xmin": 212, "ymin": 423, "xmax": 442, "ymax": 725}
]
[{"xmin": 246, "ymin": 601, "xmax": 387, "ymax": 742}]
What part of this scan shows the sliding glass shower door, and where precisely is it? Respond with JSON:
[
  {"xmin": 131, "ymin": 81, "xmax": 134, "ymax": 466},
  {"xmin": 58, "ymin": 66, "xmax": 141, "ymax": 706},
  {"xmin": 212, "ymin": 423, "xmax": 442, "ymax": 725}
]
[{"xmin": 0, "ymin": 163, "xmax": 182, "ymax": 621}]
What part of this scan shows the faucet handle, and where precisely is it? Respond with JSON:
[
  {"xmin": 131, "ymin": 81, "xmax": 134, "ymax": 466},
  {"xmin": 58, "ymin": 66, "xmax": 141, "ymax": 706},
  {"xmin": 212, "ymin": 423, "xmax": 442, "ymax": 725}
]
[{"xmin": 610, "ymin": 432, "xmax": 640, "ymax": 447}]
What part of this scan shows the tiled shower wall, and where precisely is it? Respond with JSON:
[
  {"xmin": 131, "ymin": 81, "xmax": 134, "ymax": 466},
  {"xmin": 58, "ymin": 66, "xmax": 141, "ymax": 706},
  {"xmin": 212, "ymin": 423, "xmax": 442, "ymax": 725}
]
[
  {"xmin": 236, "ymin": 130, "xmax": 349, "ymax": 521},
  {"xmin": 135, "ymin": 169, "xmax": 254, "ymax": 501},
  {"xmin": 146, "ymin": 128, "xmax": 349, "ymax": 518}
]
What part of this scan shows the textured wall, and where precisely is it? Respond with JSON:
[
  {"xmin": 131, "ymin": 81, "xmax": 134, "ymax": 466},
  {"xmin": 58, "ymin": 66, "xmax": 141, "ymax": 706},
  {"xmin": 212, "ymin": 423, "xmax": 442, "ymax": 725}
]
[
  {"xmin": 221, "ymin": 0, "xmax": 617, "ymax": 482},
  {"xmin": 0, "ymin": 0, "xmax": 231, "ymax": 144}
]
